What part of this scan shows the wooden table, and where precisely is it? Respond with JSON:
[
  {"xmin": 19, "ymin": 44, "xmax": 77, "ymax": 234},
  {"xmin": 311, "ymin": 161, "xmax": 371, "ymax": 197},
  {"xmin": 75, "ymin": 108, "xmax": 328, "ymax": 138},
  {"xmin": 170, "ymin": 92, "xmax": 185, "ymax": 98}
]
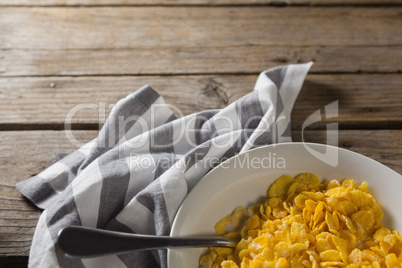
[{"xmin": 0, "ymin": 0, "xmax": 401, "ymax": 267}]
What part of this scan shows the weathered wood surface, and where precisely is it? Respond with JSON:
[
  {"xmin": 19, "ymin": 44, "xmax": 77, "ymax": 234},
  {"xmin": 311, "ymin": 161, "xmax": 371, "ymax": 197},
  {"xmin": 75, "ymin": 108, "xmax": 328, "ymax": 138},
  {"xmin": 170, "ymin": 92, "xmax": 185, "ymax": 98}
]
[
  {"xmin": 1, "ymin": 0, "xmax": 402, "ymax": 5},
  {"xmin": 0, "ymin": 1, "xmax": 401, "ymax": 266},
  {"xmin": 0, "ymin": 74, "xmax": 401, "ymax": 129},
  {"xmin": 0, "ymin": 130, "xmax": 97, "ymax": 260},
  {"xmin": 0, "ymin": 129, "xmax": 401, "ymax": 258},
  {"xmin": 0, "ymin": 7, "xmax": 401, "ymax": 50},
  {"xmin": 2, "ymin": 46, "xmax": 401, "ymax": 76},
  {"xmin": 1, "ymin": 7, "xmax": 400, "ymax": 77}
]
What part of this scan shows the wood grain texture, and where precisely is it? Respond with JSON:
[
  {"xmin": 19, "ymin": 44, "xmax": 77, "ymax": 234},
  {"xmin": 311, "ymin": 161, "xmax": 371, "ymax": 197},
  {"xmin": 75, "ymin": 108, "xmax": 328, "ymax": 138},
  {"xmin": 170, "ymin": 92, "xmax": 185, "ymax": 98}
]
[
  {"xmin": 0, "ymin": 131, "xmax": 97, "ymax": 185},
  {"xmin": 0, "ymin": 1, "xmax": 401, "ymax": 265},
  {"xmin": 293, "ymin": 130, "xmax": 402, "ymax": 174},
  {"xmin": 0, "ymin": 131, "xmax": 88, "ymax": 257},
  {"xmin": 2, "ymin": 46, "xmax": 401, "ymax": 76},
  {"xmin": 0, "ymin": 74, "xmax": 401, "ymax": 129},
  {"xmin": 0, "ymin": 7, "xmax": 401, "ymax": 50},
  {"xmin": 0, "ymin": 129, "xmax": 401, "ymax": 257},
  {"xmin": 1, "ymin": 0, "xmax": 402, "ymax": 5}
]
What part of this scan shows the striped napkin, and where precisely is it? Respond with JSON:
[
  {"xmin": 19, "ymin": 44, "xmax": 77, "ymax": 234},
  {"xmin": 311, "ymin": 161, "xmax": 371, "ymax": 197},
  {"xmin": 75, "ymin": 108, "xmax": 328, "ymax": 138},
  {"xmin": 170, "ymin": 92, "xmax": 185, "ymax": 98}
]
[{"xmin": 17, "ymin": 62, "xmax": 312, "ymax": 268}]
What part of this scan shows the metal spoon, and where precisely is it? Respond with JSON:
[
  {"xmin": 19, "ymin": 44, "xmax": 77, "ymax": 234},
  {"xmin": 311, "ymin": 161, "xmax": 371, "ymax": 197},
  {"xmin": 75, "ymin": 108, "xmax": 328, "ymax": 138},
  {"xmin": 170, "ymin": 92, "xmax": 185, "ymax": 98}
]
[{"xmin": 57, "ymin": 226, "xmax": 237, "ymax": 258}]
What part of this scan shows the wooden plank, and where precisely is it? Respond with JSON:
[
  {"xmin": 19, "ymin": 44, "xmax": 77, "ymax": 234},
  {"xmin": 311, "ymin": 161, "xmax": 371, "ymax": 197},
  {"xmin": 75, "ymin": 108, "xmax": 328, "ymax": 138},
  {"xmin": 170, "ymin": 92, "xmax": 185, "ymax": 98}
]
[
  {"xmin": 1, "ymin": 0, "xmax": 402, "ymax": 6},
  {"xmin": 0, "ymin": 129, "xmax": 401, "ymax": 258},
  {"xmin": 0, "ymin": 131, "xmax": 83, "ymax": 257},
  {"xmin": 2, "ymin": 46, "xmax": 401, "ymax": 76},
  {"xmin": 0, "ymin": 7, "xmax": 401, "ymax": 50},
  {"xmin": 0, "ymin": 131, "xmax": 97, "ymax": 186},
  {"xmin": 293, "ymin": 130, "xmax": 402, "ymax": 174},
  {"xmin": 294, "ymin": 74, "xmax": 402, "ymax": 129},
  {"xmin": 0, "ymin": 74, "xmax": 400, "ymax": 129}
]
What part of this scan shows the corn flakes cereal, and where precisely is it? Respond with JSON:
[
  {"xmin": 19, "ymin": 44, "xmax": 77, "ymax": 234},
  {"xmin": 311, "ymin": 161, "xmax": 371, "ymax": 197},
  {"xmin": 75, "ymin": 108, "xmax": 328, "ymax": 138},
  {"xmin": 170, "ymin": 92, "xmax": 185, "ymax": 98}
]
[{"xmin": 199, "ymin": 173, "xmax": 402, "ymax": 268}]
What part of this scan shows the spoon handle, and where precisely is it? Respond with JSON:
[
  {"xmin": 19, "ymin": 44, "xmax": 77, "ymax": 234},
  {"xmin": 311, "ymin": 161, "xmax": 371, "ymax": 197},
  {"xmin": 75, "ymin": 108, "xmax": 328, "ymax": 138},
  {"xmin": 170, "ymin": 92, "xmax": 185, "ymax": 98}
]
[{"xmin": 57, "ymin": 226, "xmax": 236, "ymax": 258}]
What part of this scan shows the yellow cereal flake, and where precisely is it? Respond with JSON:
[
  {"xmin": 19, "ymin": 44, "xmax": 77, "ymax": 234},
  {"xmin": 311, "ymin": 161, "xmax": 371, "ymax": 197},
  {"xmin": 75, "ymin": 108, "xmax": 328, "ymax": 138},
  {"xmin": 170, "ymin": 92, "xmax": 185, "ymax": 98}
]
[
  {"xmin": 275, "ymin": 257, "xmax": 288, "ymax": 268},
  {"xmin": 350, "ymin": 189, "xmax": 373, "ymax": 208},
  {"xmin": 287, "ymin": 182, "xmax": 308, "ymax": 201},
  {"xmin": 215, "ymin": 215, "xmax": 232, "ymax": 235},
  {"xmin": 295, "ymin": 172, "xmax": 320, "ymax": 189},
  {"xmin": 320, "ymin": 249, "xmax": 342, "ymax": 262},
  {"xmin": 341, "ymin": 179, "xmax": 358, "ymax": 189},
  {"xmin": 199, "ymin": 254, "xmax": 214, "ymax": 268},
  {"xmin": 358, "ymin": 181, "xmax": 370, "ymax": 193},
  {"xmin": 325, "ymin": 187, "xmax": 349, "ymax": 199},
  {"xmin": 231, "ymin": 206, "xmax": 246, "ymax": 229},
  {"xmin": 199, "ymin": 173, "xmax": 402, "ymax": 268},
  {"xmin": 327, "ymin": 179, "xmax": 341, "ymax": 189},
  {"xmin": 294, "ymin": 194, "xmax": 308, "ymax": 209},
  {"xmin": 267, "ymin": 175, "xmax": 295, "ymax": 198},
  {"xmin": 221, "ymin": 260, "xmax": 239, "ymax": 268},
  {"xmin": 352, "ymin": 210, "xmax": 375, "ymax": 234},
  {"xmin": 386, "ymin": 253, "xmax": 401, "ymax": 268},
  {"xmin": 339, "ymin": 200, "xmax": 358, "ymax": 216},
  {"xmin": 374, "ymin": 227, "xmax": 397, "ymax": 246}
]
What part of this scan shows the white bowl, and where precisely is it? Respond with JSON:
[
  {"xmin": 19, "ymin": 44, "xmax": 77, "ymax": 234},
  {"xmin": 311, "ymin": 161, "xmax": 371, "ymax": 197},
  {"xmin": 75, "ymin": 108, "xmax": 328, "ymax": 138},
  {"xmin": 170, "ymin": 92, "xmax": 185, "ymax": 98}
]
[{"xmin": 168, "ymin": 142, "xmax": 402, "ymax": 268}]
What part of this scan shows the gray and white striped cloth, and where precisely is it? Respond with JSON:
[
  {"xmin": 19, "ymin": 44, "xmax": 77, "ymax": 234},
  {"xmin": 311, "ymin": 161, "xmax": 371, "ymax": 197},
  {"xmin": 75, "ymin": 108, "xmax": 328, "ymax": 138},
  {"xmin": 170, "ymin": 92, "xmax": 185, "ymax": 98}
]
[{"xmin": 17, "ymin": 62, "xmax": 312, "ymax": 268}]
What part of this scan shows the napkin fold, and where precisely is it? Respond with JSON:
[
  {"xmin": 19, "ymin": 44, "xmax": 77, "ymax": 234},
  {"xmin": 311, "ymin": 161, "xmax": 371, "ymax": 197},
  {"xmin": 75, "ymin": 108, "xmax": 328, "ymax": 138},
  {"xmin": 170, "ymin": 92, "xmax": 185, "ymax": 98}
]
[{"xmin": 17, "ymin": 62, "xmax": 312, "ymax": 268}]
